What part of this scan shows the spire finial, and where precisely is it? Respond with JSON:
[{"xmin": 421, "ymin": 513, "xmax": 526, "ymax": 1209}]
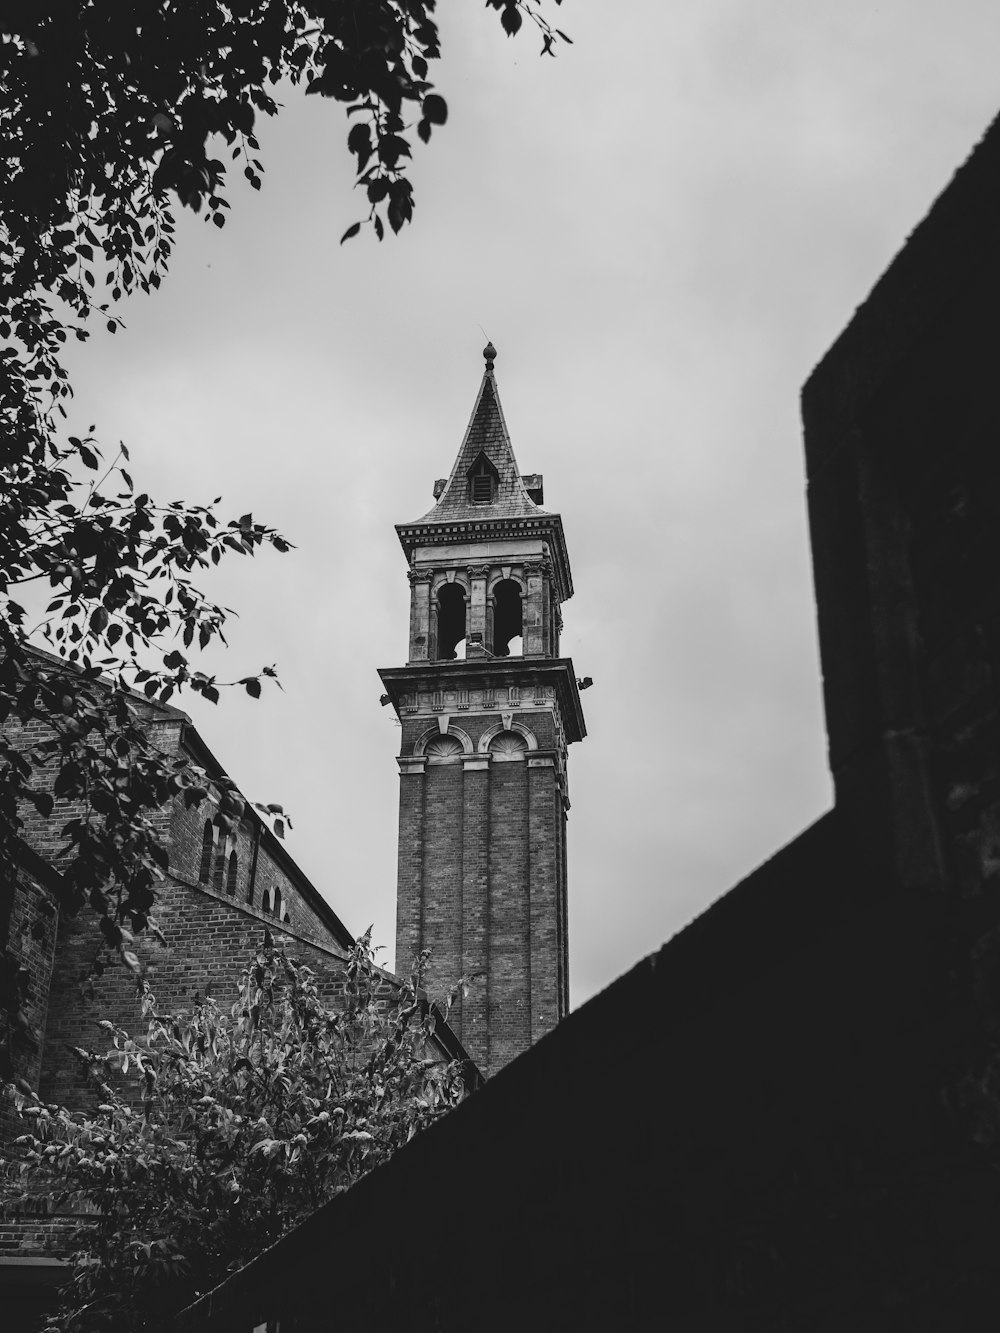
[{"xmin": 483, "ymin": 340, "xmax": 497, "ymax": 370}]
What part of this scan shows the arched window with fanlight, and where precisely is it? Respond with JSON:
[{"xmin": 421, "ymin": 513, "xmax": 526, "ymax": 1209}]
[
  {"xmin": 488, "ymin": 730, "xmax": 529, "ymax": 762},
  {"xmin": 425, "ymin": 735, "xmax": 464, "ymax": 765}
]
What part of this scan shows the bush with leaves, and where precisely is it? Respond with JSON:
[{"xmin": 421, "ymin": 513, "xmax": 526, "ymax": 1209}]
[
  {"xmin": 3, "ymin": 931, "xmax": 468, "ymax": 1332},
  {"xmin": 0, "ymin": 0, "xmax": 569, "ymax": 1071}
]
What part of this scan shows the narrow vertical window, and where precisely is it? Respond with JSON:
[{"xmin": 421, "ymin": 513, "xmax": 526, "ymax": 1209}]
[
  {"xmin": 198, "ymin": 821, "xmax": 214, "ymax": 884},
  {"xmin": 213, "ymin": 837, "xmax": 224, "ymax": 892},
  {"xmin": 226, "ymin": 850, "xmax": 238, "ymax": 897}
]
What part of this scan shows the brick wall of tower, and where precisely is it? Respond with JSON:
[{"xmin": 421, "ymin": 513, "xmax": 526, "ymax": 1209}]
[
  {"xmin": 394, "ymin": 770, "xmax": 425, "ymax": 982},
  {"xmin": 419, "ymin": 763, "xmax": 465, "ymax": 1004},
  {"xmin": 460, "ymin": 763, "xmax": 489, "ymax": 1055},
  {"xmin": 487, "ymin": 757, "xmax": 530, "ymax": 1070},
  {"xmin": 528, "ymin": 760, "xmax": 563, "ymax": 1041},
  {"xmin": 393, "ymin": 704, "xmax": 570, "ymax": 1077}
]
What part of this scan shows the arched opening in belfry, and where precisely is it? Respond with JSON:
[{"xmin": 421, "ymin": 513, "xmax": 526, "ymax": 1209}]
[
  {"xmin": 492, "ymin": 580, "xmax": 523, "ymax": 657},
  {"xmin": 436, "ymin": 583, "xmax": 467, "ymax": 660}
]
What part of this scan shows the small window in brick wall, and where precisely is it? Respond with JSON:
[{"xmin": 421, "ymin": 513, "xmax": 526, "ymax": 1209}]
[
  {"xmin": 198, "ymin": 821, "xmax": 214, "ymax": 884},
  {"xmin": 226, "ymin": 850, "xmax": 238, "ymax": 897}
]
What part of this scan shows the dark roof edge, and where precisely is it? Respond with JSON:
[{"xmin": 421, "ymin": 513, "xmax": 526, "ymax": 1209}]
[{"xmin": 802, "ymin": 110, "xmax": 1000, "ymax": 468}]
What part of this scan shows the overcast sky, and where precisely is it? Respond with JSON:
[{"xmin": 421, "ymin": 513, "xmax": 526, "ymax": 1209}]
[{"xmin": 56, "ymin": 0, "xmax": 1000, "ymax": 1007}]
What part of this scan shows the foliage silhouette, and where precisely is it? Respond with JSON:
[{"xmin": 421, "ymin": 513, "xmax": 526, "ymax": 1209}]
[{"xmin": 4, "ymin": 932, "xmax": 468, "ymax": 1333}]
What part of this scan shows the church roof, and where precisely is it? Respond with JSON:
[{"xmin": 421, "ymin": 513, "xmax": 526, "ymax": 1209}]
[{"xmin": 409, "ymin": 345, "xmax": 550, "ymax": 524}]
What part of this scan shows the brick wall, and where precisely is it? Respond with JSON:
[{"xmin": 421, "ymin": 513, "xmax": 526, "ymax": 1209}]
[
  {"xmin": 394, "ymin": 707, "xmax": 568, "ymax": 1076},
  {"xmin": 0, "ymin": 683, "xmax": 354, "ymax": 1114},
  {"xmin": 420, "ymin": 761, "xmax": 464, "ymax": 986},
  {"xmin": 169, "ymin": 796, "xmax": 336, "ymax": 942},
  {"xmin": 487, "ymin": 755, "xmax": 529, "ymax": 1070},
  {"xmin": 37, "ymin": 873, "xmax": 349, "ymax": 1110},
  {"xmin": 0, "ymin": 868, "xmax": 58, "ymax": 1138}
]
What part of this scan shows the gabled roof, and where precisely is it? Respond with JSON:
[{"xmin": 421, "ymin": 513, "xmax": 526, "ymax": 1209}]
[{"xmin": 409, "ymin": 348, "xmax": 549, "ymax": 525}]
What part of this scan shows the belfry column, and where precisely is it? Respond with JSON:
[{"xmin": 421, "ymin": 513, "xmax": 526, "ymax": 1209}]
[
  {"xmin": 522, "ymin": 560, "xmax": 545, "ymax": 656},
  {"xmin": 407, "ymin": 570, "xmax": 432, "ymax": 663},
  {"xmin": 467, "ymin": 565, "xmax": 489, "ymax": 656}
]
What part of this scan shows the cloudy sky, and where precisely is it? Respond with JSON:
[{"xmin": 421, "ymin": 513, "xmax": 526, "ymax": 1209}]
[{"xmin": 56, "ymin": 0, "xmax": 1000, "ymax": 1007}]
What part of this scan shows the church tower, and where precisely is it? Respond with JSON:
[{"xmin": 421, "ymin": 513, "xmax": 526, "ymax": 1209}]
[{"xmin": 379, "ymin": 344, "xmax": 587, "ymax": 1077}]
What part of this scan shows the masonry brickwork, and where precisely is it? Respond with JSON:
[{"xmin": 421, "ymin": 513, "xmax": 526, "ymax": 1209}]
[
  {"xmin": 381, "ymin": 348, "xmax": 585, "ymax": 1076},
  {"xmin": 2, "ymin": 691, "xmax": 358, "ymax": 1113}
]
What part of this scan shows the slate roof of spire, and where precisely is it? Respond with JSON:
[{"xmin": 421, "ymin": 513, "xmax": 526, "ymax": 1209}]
[
  {"xmin": 395, "ymin": 346, "xmax": 574, "ymax": 602},
  {"xmin": 409, "ymin": 351, "xmax": 550, "ymax": 524}
]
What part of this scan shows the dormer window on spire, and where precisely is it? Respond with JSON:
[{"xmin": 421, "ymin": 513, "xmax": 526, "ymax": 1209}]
[{"xmin": 468, "ymin": 452, "xmax": 499, "ymax": 505}]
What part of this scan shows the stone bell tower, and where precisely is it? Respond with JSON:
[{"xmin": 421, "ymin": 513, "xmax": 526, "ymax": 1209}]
[{"xmin": 378, "ymin": 344, "xmax": 586, "ymax": 1077}]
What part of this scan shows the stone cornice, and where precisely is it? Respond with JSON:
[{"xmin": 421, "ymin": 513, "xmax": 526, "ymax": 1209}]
[
  {"xmin": 395, "ymin": 513, "xmax": 574, "ymax": 604},
  {"xmin": 377, "ymin": 658, "xmax": 587, "ymax": 745}
]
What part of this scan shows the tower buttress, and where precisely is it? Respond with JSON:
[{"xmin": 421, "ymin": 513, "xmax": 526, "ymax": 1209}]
[{"xmin": 379, "ymin": 345, "xmax": 586, "ymax": 1076}]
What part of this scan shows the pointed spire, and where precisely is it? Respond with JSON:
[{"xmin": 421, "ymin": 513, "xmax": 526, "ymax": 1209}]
[{"xmin": 411, "ymin": 347, "xmax": 545, "ymax": 523}]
